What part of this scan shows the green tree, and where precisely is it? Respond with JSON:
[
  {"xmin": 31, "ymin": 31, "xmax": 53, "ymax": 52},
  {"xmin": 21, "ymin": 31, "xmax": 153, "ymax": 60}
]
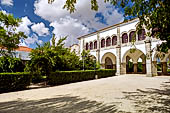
[
  {"xmin": 80, "ymin": 50, "xmax": 98, "ymax": 70},
  {"xmin": 0, "ymin": 11, "xmax": 27, "ymax": 56},
  {"xmin": 49, "ymin": 0, "xmax": 170, "ymax": 52},
  {"xmin": 25, "ymin": 35, "xmax": 81, "ymax": 79},
  {"xmin": 0, "ymin": 56, "xmax": 25, "ymax": 72}
]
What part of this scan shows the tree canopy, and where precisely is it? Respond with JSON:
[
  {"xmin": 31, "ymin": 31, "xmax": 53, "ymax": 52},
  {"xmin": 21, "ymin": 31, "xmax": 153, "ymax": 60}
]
[
  {"xmin": 26, "ymin": 35, "xmax": 98, "ymax": 78},
  {"xmin": 0, "ymin": 11, "xmax": 27, "ymax": 56},
  {"xmin": 49, "ymin": 0, "xmax": 170, "ymax": 52}
]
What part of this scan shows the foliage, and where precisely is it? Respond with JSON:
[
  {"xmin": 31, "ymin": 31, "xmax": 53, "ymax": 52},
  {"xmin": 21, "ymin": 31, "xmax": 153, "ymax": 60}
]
[
  {"xmin": 49, "ymin": 0, "xmax": 170, "ymax": 52},
  {"xmin": 0, "ymin": 11, "xmax": 27, "ymax": 56},
  {"xmin": 25, "ymin": 35, "xmax": 81, "ymax": 79},
  {"xmin": 137, "ymin": 62, "xmax": 142, "ymax": 72},
  {"xmin": 80, "ymin": 50, "xmax": 98, "ymax": 70},
  {"xmin": 157, "ymin": 63, "xmax": 162, "ymax": 72},
  {"xmin": 0, "ymin": 72, "xmax": 31, "ymax": 93},
  {"xmin": 0, "ymin": 56, "xmax": 25, "ymax": 72},
  {"xmin": 127, "ymin": 60, "xmax": 133, "ymax": 72},
  {"xmin": 48, "ymin": 69, "xmax": 115, "ymax": 85}
]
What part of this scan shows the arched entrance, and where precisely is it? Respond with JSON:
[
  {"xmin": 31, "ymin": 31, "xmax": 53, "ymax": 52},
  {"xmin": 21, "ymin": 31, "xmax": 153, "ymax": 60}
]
[
  {"xmin": 152, "ymin": 51, "xmax": 170, "ymax": 75},
  {"xmin": 122, "ymin": 49, "xmax": 146, "ymax": 74},
  {"xmin": 101, "ymin": 52, "xmax": 116, "ymax": 70}
]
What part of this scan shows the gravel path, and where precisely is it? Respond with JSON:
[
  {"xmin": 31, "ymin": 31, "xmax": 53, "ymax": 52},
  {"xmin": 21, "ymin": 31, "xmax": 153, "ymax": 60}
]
[{"xmin": 0, "ymin": 75, "xmax": 170, "ymax": 113}]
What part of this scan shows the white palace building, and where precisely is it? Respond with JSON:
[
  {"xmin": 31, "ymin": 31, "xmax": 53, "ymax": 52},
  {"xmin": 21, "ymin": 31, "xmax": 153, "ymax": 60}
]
[{"xmin": 77, "ymin": 18, "xmax": 170, "ymax": 77}]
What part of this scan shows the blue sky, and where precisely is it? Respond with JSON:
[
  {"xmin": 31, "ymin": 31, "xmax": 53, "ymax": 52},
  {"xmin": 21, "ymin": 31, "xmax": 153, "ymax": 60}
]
[{"xmin": 0, "ymin": 0, "xmax": 124, "ymax": 48}]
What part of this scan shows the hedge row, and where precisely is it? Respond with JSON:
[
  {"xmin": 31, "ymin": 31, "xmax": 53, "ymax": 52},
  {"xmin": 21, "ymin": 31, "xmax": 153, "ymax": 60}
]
[
  {"xmin": 0, "ymin": 72, "xmax": 31, "ymax": 93},
  {"xmin": 48, "ymin": 69, "xmax": 116, "ymax": 85}
]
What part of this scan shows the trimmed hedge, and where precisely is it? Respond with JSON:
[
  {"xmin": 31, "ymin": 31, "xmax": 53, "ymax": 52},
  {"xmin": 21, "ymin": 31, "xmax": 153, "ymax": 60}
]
[
  {"xmin": 0, "ymin": 72, "xmax": 31, "ymax": 93},
  {"xmin": 48, "ymin": 69, "xmax": 115, "ymax": 85}
]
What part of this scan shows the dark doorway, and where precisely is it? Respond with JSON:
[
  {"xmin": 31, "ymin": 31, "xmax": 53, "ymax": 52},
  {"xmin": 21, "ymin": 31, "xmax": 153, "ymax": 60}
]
[
  {"xmin": 126, "ymin": 56, "xmax": 134, "ymax": 73},
  {"xmin": 105, "ymin": 57, "xmax": 113, "ymax": 69}
]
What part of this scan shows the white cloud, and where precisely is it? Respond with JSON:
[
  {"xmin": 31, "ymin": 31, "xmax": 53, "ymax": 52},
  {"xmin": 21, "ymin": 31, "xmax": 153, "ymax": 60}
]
[
  {"xmin": 17, "ymin": 16, "xmax": 32, "ymax": 35},
  {"xmin": 31, "ymin": 22, "xmax": 49, "ymax": 36},
  {"xmin": 17, "ymin": 17, "xmax": 49, "ymax": 47},
  {"xmin": 50, "ymin": 16, "xmax": 89, "ymax": 46},
  {"xmin": 24, "ymin": 34, "xmax": 43, "ymax": 45},
  {"xmin": 34, "ymin": 0, "xmax": 68, "ymax": 22},
  {"xmin": 1, "ymin": 0, "xmax": 13, "ymax": 6},
  {"xmin": 0, "ymin": 10, "xmax": 7, "ymax": 14},
  {"xmin": 34, "ymin": 0, "xmax": 124, "ymax": 46},
  {"xmin": 34, "ymin": 0, "xmax": 123, "ymax": 29}
]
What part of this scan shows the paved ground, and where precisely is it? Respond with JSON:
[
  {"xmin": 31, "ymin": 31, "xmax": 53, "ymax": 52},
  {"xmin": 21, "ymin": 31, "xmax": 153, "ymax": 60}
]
[{"xmin": 0, "ymin": 75, "xmax": 170, "ymax": 113}]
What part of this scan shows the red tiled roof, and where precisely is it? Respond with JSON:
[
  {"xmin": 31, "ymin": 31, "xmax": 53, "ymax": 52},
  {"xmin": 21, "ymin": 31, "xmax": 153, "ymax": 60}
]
[{"xmin": 15, "ymin": 46, "xmax": 32, "ymax": 52}]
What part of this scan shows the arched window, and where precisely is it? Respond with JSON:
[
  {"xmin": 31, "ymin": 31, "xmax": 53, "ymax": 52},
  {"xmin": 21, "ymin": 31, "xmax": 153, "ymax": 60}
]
[
  {"xmin": 90, "ymin": 42, "xmax": 93, "ymax": 50},
  {"xmin": 86, "ymin": 43, "xmax": 88, "ymax": 50},
  {"xmin": 94, "ymin": 41, "xmax": 97, "ymax": 49},
  {"xmin": 106, "ymin": 37, "xmax": 111, "ymax": 47},
  {"xmin": 138, "ymin": 29, "xmax": 146, "ymax": 41},
  {"xmin": 101, "ymin": 39, "xmax": 105, "ymax": 48},
  {"xmin": 129, "ymin": 31, "xmax": 136, "ymax": 42},
  {"xmin": 122, "ymin": 33, "xmax": 128, "ymax": 43},
  {"xmin": 112, "ymin": 36, "xmax": 117, "ymax": 45}
]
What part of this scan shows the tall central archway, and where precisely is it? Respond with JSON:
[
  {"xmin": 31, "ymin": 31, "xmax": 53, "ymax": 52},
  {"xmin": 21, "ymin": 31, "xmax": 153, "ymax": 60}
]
[
  {"xmin": 101, "ymin": 52, "xmax": 116, "ymax": 70},
  {"xmin": 122, "ymin": 49, "xmax": 146, "ymax": 74}
]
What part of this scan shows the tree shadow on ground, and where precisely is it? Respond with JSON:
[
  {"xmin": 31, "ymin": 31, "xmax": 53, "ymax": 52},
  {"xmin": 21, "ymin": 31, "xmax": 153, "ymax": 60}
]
[
  {"xmin": 121, "ymin": 80, "xmax": 170, "ymax": 113},
  {"xmin": 0, "ymin": 95, "xmax": 120, "ymax": 113}
]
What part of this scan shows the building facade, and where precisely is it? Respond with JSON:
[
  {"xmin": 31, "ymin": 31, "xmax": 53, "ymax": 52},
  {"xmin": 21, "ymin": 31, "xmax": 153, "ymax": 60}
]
[
  {"xmin": 14, "ymin": 46, "xmax": 32, "ymax": 61},
  {"xmin": 78, "ymin": 18, "xmax": 170, "ymax": 76},
  {"xmin": 70, "ymin": 44, "xmax": 80, "ymax": 55},
  {"xmin": 0, "ymin": 46, "xmax": 32, "ymax": 61}
]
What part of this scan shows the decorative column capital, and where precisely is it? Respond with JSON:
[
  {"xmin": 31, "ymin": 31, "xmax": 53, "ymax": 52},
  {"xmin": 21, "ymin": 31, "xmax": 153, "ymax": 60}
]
[{"xmin": 116, "ymin": 45, "xmax": 121, "ymax": 48}]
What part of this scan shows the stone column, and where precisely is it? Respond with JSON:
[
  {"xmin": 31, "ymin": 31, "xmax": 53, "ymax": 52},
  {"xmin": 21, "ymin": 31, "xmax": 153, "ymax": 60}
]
[
  {"xmin": 82, "ymin": 39, "xmax": 85, "ymax": 50},
  {"xmin": 152, "ymin": 61, "xmax": 157, "ymax": 76},
  {"xmin": 162, "ymin": 62, "xmax": 167, "ymax": 75},
  {"xmin": 80, "ymin": 39, "xmax": 85, "ymax": 59},
  {"xmin": 96, "ymin": 32, "xmax": 100, "ymax": 64},
  {"xmin": 145, "ymin": 38, "xmax": 152, "ymax": 77},
  {"xmin": 133, "ymin": 63, "xmax": 138, "ymax": 73},
  {"xmin": 116, "ymin": 27, "xmax": 121, "ymax": 75},
  {"xmin": 121, "ymin": 63, "xmax": 126, "ymax": 74}
]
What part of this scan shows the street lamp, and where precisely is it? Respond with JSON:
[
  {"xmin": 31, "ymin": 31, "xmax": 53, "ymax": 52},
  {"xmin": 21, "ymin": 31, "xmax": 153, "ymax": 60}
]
[
  {"xmin": 93, "ymin": 58, "xmax": 96, "ymax": 70},
  {"xmin": 82, "ymin": 55, "xmax": 86, "ymax": 71},
  {"xmin": 93, "ymin": 58, "xmax": 98, "ymax": 79}
]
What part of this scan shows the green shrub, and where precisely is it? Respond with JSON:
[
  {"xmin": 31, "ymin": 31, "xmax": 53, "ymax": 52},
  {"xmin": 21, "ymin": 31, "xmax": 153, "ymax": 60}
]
[
  {"xmin": 96, "ymin": 69, "xmax": 115, "ymax": 78},
  {"xmin": 0, "ymin": 72, "xmax": 31, "ymax": 93},
  {"xmin": 32, "ymin": 74, "xmax": 46, "ymax": 83},
  {"xmin": 48, "ymin": 69, "xmax": 115, "ymax": 85},
  {"xmin": 0, "ymin": 56, "xmax": 25, "ymax": 72}
]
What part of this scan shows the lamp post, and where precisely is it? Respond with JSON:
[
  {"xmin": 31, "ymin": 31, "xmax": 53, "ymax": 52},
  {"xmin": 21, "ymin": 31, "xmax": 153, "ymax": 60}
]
[
  {"xmin": 82, "ymin": 55, "xmax": 86, "ymax": 71},
  {"xmin": 94, "ymin": 59, "xmax": 96, "ymax": 71},
  {"xmin": 93, "ymin": 58, "xmax": 98, "ymax": 79}
]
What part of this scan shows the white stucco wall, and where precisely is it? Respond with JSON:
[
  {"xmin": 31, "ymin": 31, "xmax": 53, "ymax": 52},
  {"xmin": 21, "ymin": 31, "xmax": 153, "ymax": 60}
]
[
  {"xmin": 120, "ymin": 20, "xmax": 138, "ymax": 34},
  {"xmin": 100, "ymin": 28, "xmax": 117, "ymax": 38},
  {"xmin": 78, "ymin": 18, "xmax": 161, "ymax": 66},
  {"xmin": 84, "ymin": 34, "xmax": 97, "ymax": 43}
]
